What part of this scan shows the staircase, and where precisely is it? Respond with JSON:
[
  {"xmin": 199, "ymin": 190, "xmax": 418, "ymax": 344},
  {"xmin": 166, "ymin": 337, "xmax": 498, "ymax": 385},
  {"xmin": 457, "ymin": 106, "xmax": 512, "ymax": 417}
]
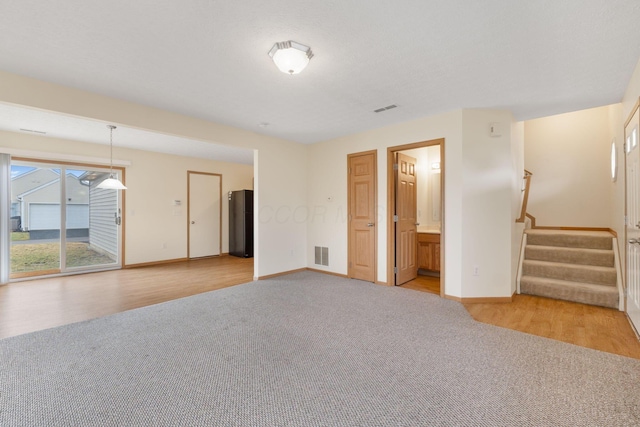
[{"xmin": 519, "ymin": 229, "xmax": 619, "ymax": 309}]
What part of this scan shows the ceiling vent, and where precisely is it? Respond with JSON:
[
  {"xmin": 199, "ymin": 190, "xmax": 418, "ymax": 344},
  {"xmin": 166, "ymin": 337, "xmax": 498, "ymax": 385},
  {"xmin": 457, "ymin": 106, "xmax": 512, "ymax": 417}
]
[
  {"xmin": 19, "ymin": 128, "xmax": 47, "ymax": 135},
  {"xmin": 373, "ymin": 104, "xmax": 398, "ymax": 113}
]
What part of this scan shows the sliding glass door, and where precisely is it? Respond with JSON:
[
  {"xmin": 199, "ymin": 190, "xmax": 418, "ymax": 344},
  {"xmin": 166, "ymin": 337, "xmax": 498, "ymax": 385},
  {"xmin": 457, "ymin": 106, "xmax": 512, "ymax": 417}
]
[{"xmin": 10, "ymin": 160, "xmax": 123, "ymax": 279}]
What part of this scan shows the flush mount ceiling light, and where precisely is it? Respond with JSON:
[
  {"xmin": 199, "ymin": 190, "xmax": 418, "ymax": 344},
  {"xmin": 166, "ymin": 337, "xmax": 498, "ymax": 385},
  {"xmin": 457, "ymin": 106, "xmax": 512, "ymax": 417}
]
[
  {"xmin": 268, "ymin": 41, "xmax": 313, "ymax": 75},
  {"xmin": 97, "ymin": 125, "xmax": 127, "ymax": 190}
]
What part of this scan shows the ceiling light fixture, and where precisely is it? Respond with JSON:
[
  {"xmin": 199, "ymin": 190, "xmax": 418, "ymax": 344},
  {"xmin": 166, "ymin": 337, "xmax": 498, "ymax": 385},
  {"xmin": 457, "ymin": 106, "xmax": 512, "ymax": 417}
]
[
  {"xmin": 97, "ymin": 125, "xmax": 127, "ymax": 190},
  {"xmin": 268, "ymin": 41, "xmax": 313, "ymax": 75}
]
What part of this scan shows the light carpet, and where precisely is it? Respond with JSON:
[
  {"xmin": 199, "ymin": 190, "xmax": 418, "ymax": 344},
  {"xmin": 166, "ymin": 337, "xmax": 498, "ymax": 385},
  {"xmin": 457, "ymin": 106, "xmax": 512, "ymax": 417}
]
[{"xmin": 1, "ymin": 271, "xmax": 639, "ymax": 426}]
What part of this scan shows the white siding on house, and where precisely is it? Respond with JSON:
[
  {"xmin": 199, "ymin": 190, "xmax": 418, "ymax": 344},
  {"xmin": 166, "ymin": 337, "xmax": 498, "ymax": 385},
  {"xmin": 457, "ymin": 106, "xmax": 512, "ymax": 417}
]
[
  {"xmin": 28, "ymin": 203, "xmax": 58, "ymax": 230},
  {"xmin": 66, "ymin": 205, "xmax": 89, "ymax": 229},
  {"xmin": 30, "ymin": 203, "xmax": 88, "ymax": 230},
  {"xmin": 89, "ymin": 184, "xmax": 118, "ymax": 259},
  {"xmin": 11, "ymin": 169, "xmax": 58, "ymax": 201}
]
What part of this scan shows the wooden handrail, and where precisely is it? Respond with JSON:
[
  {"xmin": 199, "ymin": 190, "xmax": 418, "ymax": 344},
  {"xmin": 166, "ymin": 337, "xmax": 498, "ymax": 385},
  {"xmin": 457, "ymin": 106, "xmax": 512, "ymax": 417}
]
[
  {"xmin": 516, "ymin": 170, "xmax": 533, "ymax": 223},
  {"xmin": 525, "ymin": 213, "xmax": 536, "ymax": 228}
]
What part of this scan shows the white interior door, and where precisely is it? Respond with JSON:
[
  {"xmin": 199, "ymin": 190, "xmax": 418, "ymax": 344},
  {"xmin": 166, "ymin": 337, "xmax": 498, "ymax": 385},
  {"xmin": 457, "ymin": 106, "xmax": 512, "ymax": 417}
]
[
  {"xmin": 188, "ymin": 172, "xmax": 221, "ymax": 258},
  {"xmin": 625, "ymin": 108, "xmax": 640, "ymax": 334}
]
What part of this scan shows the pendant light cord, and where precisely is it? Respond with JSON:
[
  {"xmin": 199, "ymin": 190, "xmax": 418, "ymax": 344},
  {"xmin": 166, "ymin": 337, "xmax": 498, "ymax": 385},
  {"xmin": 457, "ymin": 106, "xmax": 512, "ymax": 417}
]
[{"xmin": 108, "ymin": 125, "xmax": 116, "ymax": 178}]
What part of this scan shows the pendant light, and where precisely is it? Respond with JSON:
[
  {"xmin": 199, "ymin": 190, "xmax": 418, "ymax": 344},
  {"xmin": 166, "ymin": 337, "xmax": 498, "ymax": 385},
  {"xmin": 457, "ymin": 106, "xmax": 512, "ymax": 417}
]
[{"xmin": 97, "ymin": 125, "xmax": 127, "ymax": 190}]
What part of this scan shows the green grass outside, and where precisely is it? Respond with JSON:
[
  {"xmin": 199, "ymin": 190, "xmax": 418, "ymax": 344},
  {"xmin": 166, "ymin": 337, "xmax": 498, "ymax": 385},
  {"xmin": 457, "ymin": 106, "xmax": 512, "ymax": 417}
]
[
  {"xmin": 10, "ymin": 242, "xmax": 115, "ymax": 273},
  {"xmin": 11, "ymin": 232, "xmax": 30, "ymax": 241}
]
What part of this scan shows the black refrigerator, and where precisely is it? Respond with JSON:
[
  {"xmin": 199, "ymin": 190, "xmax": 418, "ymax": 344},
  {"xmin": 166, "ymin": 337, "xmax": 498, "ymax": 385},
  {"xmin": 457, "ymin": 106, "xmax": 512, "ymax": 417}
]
[{"xmin": 229, "ymin": 190, "xmax": 253, "ymax": 258}]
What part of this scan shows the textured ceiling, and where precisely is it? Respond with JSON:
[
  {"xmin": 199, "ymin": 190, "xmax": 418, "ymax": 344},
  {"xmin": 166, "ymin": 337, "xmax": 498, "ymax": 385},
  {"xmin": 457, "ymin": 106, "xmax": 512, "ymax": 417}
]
[
  {"xmin": 0, "ymin": 0, "xmax": 639, "ymax": 156},
  {"xmin": 0, "ymin": 104, "xmax": 254, "ymax": 165}
]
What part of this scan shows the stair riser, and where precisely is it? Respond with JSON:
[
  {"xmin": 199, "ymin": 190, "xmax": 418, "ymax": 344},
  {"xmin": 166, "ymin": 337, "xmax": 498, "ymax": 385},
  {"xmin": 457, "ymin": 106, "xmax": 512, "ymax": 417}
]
[
  {"xmin": 520, "ymin": 279, "xmax": 618, "ymax": 309},
  {"xmin": 526, "ymin": 234, "xmax": 612, "ymax": 250},
  {"xmin": 524, "ymin": 247, "xmax": 614, "ymax": 267},
  {"xmin": 522, "ymin": 263, "xmax": 616, "ymax": 286}
]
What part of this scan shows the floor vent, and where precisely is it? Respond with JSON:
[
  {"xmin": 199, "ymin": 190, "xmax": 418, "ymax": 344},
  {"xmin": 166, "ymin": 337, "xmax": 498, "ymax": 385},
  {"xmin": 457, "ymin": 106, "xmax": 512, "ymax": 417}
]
[{"xmin": 314, "ymin": 246, "xmax": 329, "ymax": 266}]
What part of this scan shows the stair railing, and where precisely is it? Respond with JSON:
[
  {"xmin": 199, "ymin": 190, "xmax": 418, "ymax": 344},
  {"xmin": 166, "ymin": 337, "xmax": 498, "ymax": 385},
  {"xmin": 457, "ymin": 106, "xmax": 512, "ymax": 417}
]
[{"xmin": 516, "ymin": 170, "xmax": 533, "ymax": 224}]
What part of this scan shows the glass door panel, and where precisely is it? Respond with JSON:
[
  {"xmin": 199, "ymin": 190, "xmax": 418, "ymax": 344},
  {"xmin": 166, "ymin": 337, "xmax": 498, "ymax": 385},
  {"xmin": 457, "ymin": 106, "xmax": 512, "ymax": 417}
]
[
  {"xmin": 9, "ymin": 160, "xmax": 122, "ymax": 279},
  {"xmin": 65, "ymin": 169, "xmax": 119, "ymax": 269},
  {"xmin": 10, "ymin": 163, "xmax": 62, "ymax": 277}
]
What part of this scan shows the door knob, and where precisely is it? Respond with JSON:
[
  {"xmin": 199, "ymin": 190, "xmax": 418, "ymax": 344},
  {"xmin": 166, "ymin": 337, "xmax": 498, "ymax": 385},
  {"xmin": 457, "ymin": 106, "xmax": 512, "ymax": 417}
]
[
  {"xmin": 367, "ymin": 223, "xmax": 375, "ymax": 227},
  {"xmin": 629, "ymin": 238, "xmax": 638, "ymax": 244},
  {"xmin": 191, "ymin": 221, "xmax": 195, "ymax": 224},
  {"xmin": 415, "ymin": 223, "xmax": 420, "ymax": 226}
]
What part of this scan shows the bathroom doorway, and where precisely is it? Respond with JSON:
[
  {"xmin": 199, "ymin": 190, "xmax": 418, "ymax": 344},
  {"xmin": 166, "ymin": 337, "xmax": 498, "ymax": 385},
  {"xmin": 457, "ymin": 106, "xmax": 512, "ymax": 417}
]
[{"xmin": 387, "ymin": 139, "xmax": 444, "ymax": 295}]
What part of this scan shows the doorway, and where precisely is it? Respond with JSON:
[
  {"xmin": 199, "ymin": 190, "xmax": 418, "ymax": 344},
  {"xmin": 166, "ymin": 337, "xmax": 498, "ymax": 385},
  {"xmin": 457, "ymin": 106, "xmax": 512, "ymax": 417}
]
[
  {"xmin": 387, "ymin": 139, "xmax": 444, "ymax": 294},
  {"xmin": 9, "ymin": 158, "xmax": 124, "ymax": 279},
  {"xmin": 187, "ymin": 171, "xmax": 222, "ymax": 258},
  {"xmin": 624, "ymin": 102, "xmax": 640, "ymax": 334}
]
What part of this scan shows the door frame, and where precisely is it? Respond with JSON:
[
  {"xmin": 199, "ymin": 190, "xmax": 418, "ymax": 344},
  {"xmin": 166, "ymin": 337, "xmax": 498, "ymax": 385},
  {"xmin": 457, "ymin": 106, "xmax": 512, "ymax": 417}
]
[
  {"xmin": 187, "ymin": 171, "xmax": 222, "ymax": 259},
  {"xmin": 624, "ymin": 97, "xmax": 640, "ymax": 335},
  {"xmin": 9, "ymin": 156, "xmax": 126, "ymax": 278},
  {"xmin": 386, "ymin": 139, "xmax": 445, "ymax": 294},
  {"xmin": 347, "ymin": 150, "xmax": 377, "ymax": 282}
]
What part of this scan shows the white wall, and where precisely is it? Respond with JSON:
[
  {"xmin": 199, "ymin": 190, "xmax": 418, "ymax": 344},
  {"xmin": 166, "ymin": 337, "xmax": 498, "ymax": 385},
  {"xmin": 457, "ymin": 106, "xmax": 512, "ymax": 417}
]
[
  {"xmin": 0, "ymin": 130, "xmax": 253, "ymax": 265},
  {"xmin": 461, "ymin": 110, "xmax": 515, "ymax": 298},
  {"xmin": 306, "ymin": 110, "xmax": 463, "ymax": 297},
  {"xmin": 511, "ymin": 121, "xmax": 526, "ymax": 293},
  {"xmin": 0, "ymin": 70, "xmax": 524, "ymax": 297},
  {"xmin": 403, "ymin": 146, "xmax": 441, "ymax": 230},
  {"xmin": 0, "ymin": 70, "xmax": 308, "ymax": 278},
  {"xmin": 524, "ymin": 106, "xmax": 614, "ymax": 228},
  {"xmin": 607, "ymin": 104, "xmax": 625, "ymax": 265},
  {"xmin": 307, "ymin": 109, "xmax": 518, "ymax": 299},
  {"xmin": 623, "ymin": 58, "xmax": 640, "ymax": 119}
]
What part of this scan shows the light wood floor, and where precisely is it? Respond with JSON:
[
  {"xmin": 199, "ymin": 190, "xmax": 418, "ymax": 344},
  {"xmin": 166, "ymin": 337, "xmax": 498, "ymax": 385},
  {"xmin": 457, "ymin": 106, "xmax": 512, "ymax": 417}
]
[
  {"xmin": 400, "ymin": 273, "xmax": 640, "ymax": 359},
  {"xmin": 1, "ymin": 260, "xmax": 639, "ymax": 360},
  {"xmin": 401, "ymin": 274, "xmax": 441, "ymax": 295},
  {"xmin": 0, "ymin": 256, "xmax": 253, "ymax": 339},
  {"xmin": 464, "ymin": 294, "xmax": 640, "ymax": 359}
]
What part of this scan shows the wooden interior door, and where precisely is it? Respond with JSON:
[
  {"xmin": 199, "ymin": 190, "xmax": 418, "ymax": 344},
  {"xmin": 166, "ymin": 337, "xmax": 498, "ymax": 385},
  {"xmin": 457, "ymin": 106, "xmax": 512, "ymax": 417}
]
[
  {"xmin": 625, "ymin": 106, "xmax": 640, "ymax": 333},
  {"xmin": 348, "ymin": 151, "xmax": 376, "ymax": 282},
  {"xmin": 395, "ymin": 152, "xmax": 417, "ymax": 285},
  {"xmin": 188, "ymin": 172, "xmax": 221, "ymax": 258}
]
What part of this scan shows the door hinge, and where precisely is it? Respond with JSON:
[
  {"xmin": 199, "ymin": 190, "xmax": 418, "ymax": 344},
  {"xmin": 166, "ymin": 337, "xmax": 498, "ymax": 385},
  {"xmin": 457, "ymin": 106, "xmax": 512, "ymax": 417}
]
[
  {"xmin": 393, "ymin": 163, "xmax": 399, "ymax": 171},
  {"xmin": 394, "ymin": 267, "xmax": 398, "ymax": 274},
  {"xmin": 625, "ymin": 215, "xmax": 629, "ymax": 226},
  {"xmin": 393, "ymin": 215, "xmax": 398, "ymax": 222}
]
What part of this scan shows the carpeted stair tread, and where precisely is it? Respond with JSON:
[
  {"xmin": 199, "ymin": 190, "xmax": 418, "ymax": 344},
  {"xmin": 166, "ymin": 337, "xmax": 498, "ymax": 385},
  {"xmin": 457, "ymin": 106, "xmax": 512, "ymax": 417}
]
[
  {"xmin": 524, "ymin": 229, "xmax": 613, "ymax": 250},
  {"xmin": 524, "ymin": 245, "xmax": 614, "ymax": 267},
  {"xmin": 522, "ymin": 259, "xmax": 616, "ymax": 286},
  {"xmin": 520, "ymin": 275, "xmax": 619, "ymax": 309}
]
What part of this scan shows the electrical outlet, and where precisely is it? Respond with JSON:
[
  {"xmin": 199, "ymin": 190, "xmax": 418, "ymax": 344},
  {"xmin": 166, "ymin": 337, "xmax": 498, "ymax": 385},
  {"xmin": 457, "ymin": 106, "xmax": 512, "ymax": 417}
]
[{"xmin": 473, "ymin": 266, "xmax": 480, "ymax": 276}]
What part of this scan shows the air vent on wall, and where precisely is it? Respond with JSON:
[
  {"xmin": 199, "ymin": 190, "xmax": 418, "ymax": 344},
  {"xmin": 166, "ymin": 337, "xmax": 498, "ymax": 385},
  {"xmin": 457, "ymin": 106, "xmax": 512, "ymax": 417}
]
[
  {"xmin": 314, "ymin": 246, "xmax": 329, "ymax": 266},
  {"xmin": 373, "ymin": 104, "xmax": 398, "ymax": 113}
]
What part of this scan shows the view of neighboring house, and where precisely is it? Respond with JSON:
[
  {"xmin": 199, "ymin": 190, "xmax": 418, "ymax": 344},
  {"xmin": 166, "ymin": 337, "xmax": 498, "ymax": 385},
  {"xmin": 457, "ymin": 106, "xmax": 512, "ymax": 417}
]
[{"xmin": 10, "ymin": 167, "xmax": 117, "ymax": 260}]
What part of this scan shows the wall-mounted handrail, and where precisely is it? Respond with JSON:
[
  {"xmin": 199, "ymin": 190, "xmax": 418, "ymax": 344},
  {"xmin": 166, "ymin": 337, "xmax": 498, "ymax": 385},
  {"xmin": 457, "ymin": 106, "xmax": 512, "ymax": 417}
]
[
  {"xmin": 525, "ymin": 213, "xmax": 536, "ymax": 228},
  {"xmin": 516, "ymin": 170, "xmax": 533, "ymax": 223}
]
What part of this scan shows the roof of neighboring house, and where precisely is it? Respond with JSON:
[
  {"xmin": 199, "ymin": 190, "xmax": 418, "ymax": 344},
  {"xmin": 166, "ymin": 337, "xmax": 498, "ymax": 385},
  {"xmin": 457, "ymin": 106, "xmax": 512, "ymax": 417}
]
[{"xmin": 11, "ymin": 169, "xmax": 89, "ymax": 202}]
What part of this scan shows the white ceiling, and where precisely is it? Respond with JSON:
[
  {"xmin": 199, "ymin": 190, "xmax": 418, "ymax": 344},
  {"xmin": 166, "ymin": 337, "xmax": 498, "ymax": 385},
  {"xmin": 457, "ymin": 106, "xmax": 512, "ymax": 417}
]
[
  {"xmin": 0, "ymin": 0, "xmax": 639, "ymax": 160},
  {"xmin": 0, "ymin": 103, "xmax": 254, "ymax": 165}
]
